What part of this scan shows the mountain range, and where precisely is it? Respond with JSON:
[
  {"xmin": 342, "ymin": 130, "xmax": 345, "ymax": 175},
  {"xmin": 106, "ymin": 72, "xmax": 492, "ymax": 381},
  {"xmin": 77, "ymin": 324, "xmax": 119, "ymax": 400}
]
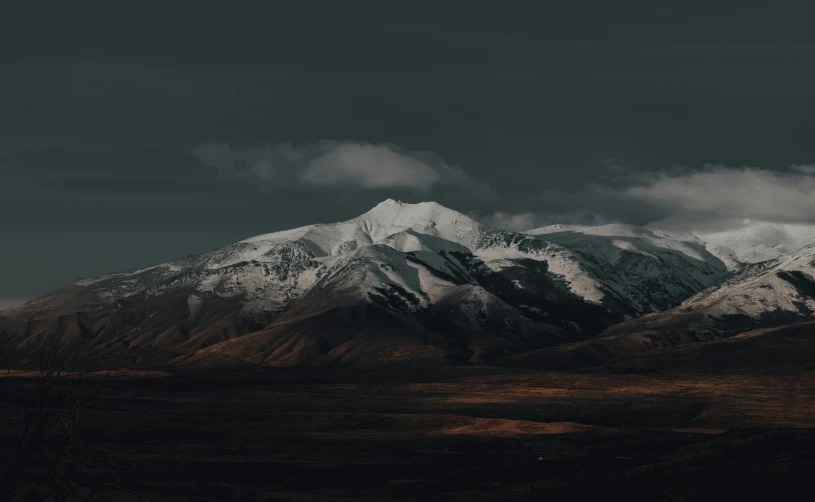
[{"xmin": 2, "ymin": 199, "xmax": 814, "ymax": 371}]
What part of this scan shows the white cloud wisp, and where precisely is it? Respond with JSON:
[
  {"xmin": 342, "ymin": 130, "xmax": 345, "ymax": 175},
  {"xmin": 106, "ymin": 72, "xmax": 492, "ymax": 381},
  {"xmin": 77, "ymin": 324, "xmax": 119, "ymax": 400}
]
[{"xmin": 193, "ymin": 141, "xmax": 493, "ymax": 198}]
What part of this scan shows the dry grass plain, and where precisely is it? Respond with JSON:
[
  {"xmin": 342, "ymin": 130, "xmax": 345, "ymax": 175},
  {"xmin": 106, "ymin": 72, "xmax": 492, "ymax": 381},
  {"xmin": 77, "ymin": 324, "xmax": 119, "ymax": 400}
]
[{"xmin": 3, "ymin": 366, "xmax": 813, "ymax": 501}]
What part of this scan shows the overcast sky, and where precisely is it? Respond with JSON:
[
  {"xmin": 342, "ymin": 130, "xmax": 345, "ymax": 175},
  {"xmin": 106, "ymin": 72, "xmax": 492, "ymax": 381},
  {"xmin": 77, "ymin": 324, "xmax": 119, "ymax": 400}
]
[{"xmin": 3, "ymin": 2, "xmax": 815, "ymax": 306}]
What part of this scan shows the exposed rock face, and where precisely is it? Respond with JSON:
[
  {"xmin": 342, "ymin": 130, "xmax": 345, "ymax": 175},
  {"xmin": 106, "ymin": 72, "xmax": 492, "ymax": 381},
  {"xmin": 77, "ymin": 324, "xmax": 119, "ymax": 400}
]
[{"xmin": 3, "ymin": 200, "xmax": 812, "ymax": 370}]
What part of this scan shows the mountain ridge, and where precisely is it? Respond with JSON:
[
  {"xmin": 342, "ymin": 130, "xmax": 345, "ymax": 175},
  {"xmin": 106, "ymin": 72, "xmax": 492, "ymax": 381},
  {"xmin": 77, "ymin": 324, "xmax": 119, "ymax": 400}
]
[{"xmin": 2, "ymin": 200, "xmax": 814, "ymax": 370}]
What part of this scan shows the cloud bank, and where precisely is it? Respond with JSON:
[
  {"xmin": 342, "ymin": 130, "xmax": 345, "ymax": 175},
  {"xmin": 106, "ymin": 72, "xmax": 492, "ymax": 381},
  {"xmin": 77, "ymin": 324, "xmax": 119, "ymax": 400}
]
[
  {"xmin": 193, "ymin": 141, "xmax": 493, "ymax": 198},
  {"xmin": 476, "ymin": 210, "xmax": 613, "ymax": 232},
  {"xmin": 193, "ymin": 142, "xmax": 815, "ymax": 235},
  {"xmin": 609, "ymin": 165, "xmax": 815, "ymax": 230},
  {"xmin": 480, "ymin": 164, "xmax": 815, "ymax": 233}
]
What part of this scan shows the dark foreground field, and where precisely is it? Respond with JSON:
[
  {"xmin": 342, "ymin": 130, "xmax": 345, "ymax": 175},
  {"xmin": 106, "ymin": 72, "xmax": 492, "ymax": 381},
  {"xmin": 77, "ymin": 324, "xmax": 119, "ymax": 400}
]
[{"xmin": 2, "ymin": 367, "xmax": 814, "ymax": 501}]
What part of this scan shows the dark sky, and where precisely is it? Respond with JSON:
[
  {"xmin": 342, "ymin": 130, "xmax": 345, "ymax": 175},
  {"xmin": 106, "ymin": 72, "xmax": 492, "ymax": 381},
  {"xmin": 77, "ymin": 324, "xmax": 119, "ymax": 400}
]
[{"xmin": 3, "ymin": 1, "xmax": 815, "ymax": 306}]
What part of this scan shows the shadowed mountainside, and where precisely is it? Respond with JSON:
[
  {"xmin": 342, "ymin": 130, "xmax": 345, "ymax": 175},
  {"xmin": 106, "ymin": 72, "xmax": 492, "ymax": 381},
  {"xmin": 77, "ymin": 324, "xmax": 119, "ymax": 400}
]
[{"xmin": 1, "ymin": 200, "xmax": 743, "ymax": 371}]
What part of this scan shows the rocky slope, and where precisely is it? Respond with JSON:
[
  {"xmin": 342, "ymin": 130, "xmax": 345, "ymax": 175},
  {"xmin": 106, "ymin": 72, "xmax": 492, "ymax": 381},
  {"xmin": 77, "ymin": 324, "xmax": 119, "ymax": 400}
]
[
  {"xmin": 505, "ymin": 221, "xmax": 815, "ymax": 369},
  {"xmin": 527, "ymin": 223, "xmax": 728, "ymax": 313},
  {"xmin": 0, "ymin": 200, "xmax": 737, "ymax": 370}
]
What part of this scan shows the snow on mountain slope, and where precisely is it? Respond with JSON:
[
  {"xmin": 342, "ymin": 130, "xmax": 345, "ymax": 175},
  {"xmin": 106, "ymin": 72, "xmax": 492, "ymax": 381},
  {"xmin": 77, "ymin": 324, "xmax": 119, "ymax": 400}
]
[
  {"xmin": 526, "ymin": 223, "xmax": 729, "ymax": 313},
  {"xmin": 0, "ymin": 201, "xmax": 573, "ymax": 367},
  {"xmin": 527, "ymin": 223, "xmax": 815, "ymax": 368},
  {"xmin": 241, "ymin": 198, "xmax": 486, "ymax": 252},
  {"xmin": 9, "ymin": 200, "xmax": 579, "ymax": 318},
  {"xmin": 681, "ymin": 238, "xmax": 815, "ymax": 319},
  {"xmin": 693, "ymin": 220, "xmax": 815, "ymax": 269},
  {"xmin": 5, "ymin": 200, "xmax": 803, "ymax": 370},
  {"xmin": 657, "ymin": 221, "xmax": 815, "ymax": 321}
]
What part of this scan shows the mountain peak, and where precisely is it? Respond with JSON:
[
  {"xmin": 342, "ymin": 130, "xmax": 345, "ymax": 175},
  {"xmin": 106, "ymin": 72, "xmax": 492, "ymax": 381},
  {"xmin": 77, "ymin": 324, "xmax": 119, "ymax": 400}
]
[
  {"xmin": 361, "ymin": 200, "xmax": 470, "ymax": 227},
  {"xmin": 366, "ymin": 199, "xmax": 448, "ymax": 213},
  {"xmin": 376, "ymin": 198, "xmax": 403, "ymax": 206},
  {"xmin": 358, "ymin": 200, "xmax": 483, "ymax": 246},
  {"xmin": 4, "ymin": 197, "xmax": 766, "ymax": 371}
]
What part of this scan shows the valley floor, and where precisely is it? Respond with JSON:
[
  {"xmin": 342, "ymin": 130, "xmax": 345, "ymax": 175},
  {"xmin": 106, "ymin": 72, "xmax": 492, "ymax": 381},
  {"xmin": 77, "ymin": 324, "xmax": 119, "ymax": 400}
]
[{"xmin": 2, "ymin": 367, "xmax": 814, "ymax": 501}]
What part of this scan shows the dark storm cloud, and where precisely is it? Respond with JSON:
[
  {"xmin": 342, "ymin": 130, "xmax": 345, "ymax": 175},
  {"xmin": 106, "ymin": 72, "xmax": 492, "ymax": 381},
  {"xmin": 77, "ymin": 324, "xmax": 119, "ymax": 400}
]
[
  {"xmin": 0, "ymin": 62, "xmax": 298, "ymax": 139},
  {"xmin": 39, "ymin": 178, "xmax": 201, "ymax": 195},
  {"xmin": 4, "ymin": 2, "xmax": 815, "ymax": 304}
]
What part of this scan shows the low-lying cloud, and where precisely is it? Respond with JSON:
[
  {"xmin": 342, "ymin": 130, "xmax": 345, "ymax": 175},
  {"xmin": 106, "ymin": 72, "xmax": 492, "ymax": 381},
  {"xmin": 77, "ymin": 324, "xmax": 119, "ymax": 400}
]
[
  {"xmin": 193, "ymin": 143, "xmax": 815, "ymax": 234},
  {"xmin": 611, "ymin": 165, "xmax": 815, "ymax": 230},
  {"xmin": 193, "ymin": 141, "xmax": 493, "ymax": 198},
  {"xmin": 512, "ymin": 164, "xmax": 815, "ymax": 232},
  {"xmin": 477, "ymin": 210, "xmax": 613, "ymax": 232}
]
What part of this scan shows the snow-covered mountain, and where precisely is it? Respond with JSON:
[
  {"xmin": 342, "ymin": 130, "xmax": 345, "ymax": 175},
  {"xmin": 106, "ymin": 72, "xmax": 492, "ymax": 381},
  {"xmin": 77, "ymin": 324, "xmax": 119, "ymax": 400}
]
[
  {"xmin": 646, "ymin": 222, "xmax": 815, "ymax": 326},
  {"xmin": 0, "ymin": 200, "xmax": 728, "ymax": 369},
  {"xmin": 527, "ymin": 223, "xmax": 728, "ymax": 313},
  {"xmin": 1, "ymin": 201, "xmax": 812, "ymax": 370},
  {"xmin": 668, "ymin": 222, "xmax": 815, "ymax": 327},
  {"xmin": 507, "ymin": 221, "xmax": 815, "ymax": 369},
  {"xmin": 696, "ymin": 221, "xmax": 815, "ymax": 269}
]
